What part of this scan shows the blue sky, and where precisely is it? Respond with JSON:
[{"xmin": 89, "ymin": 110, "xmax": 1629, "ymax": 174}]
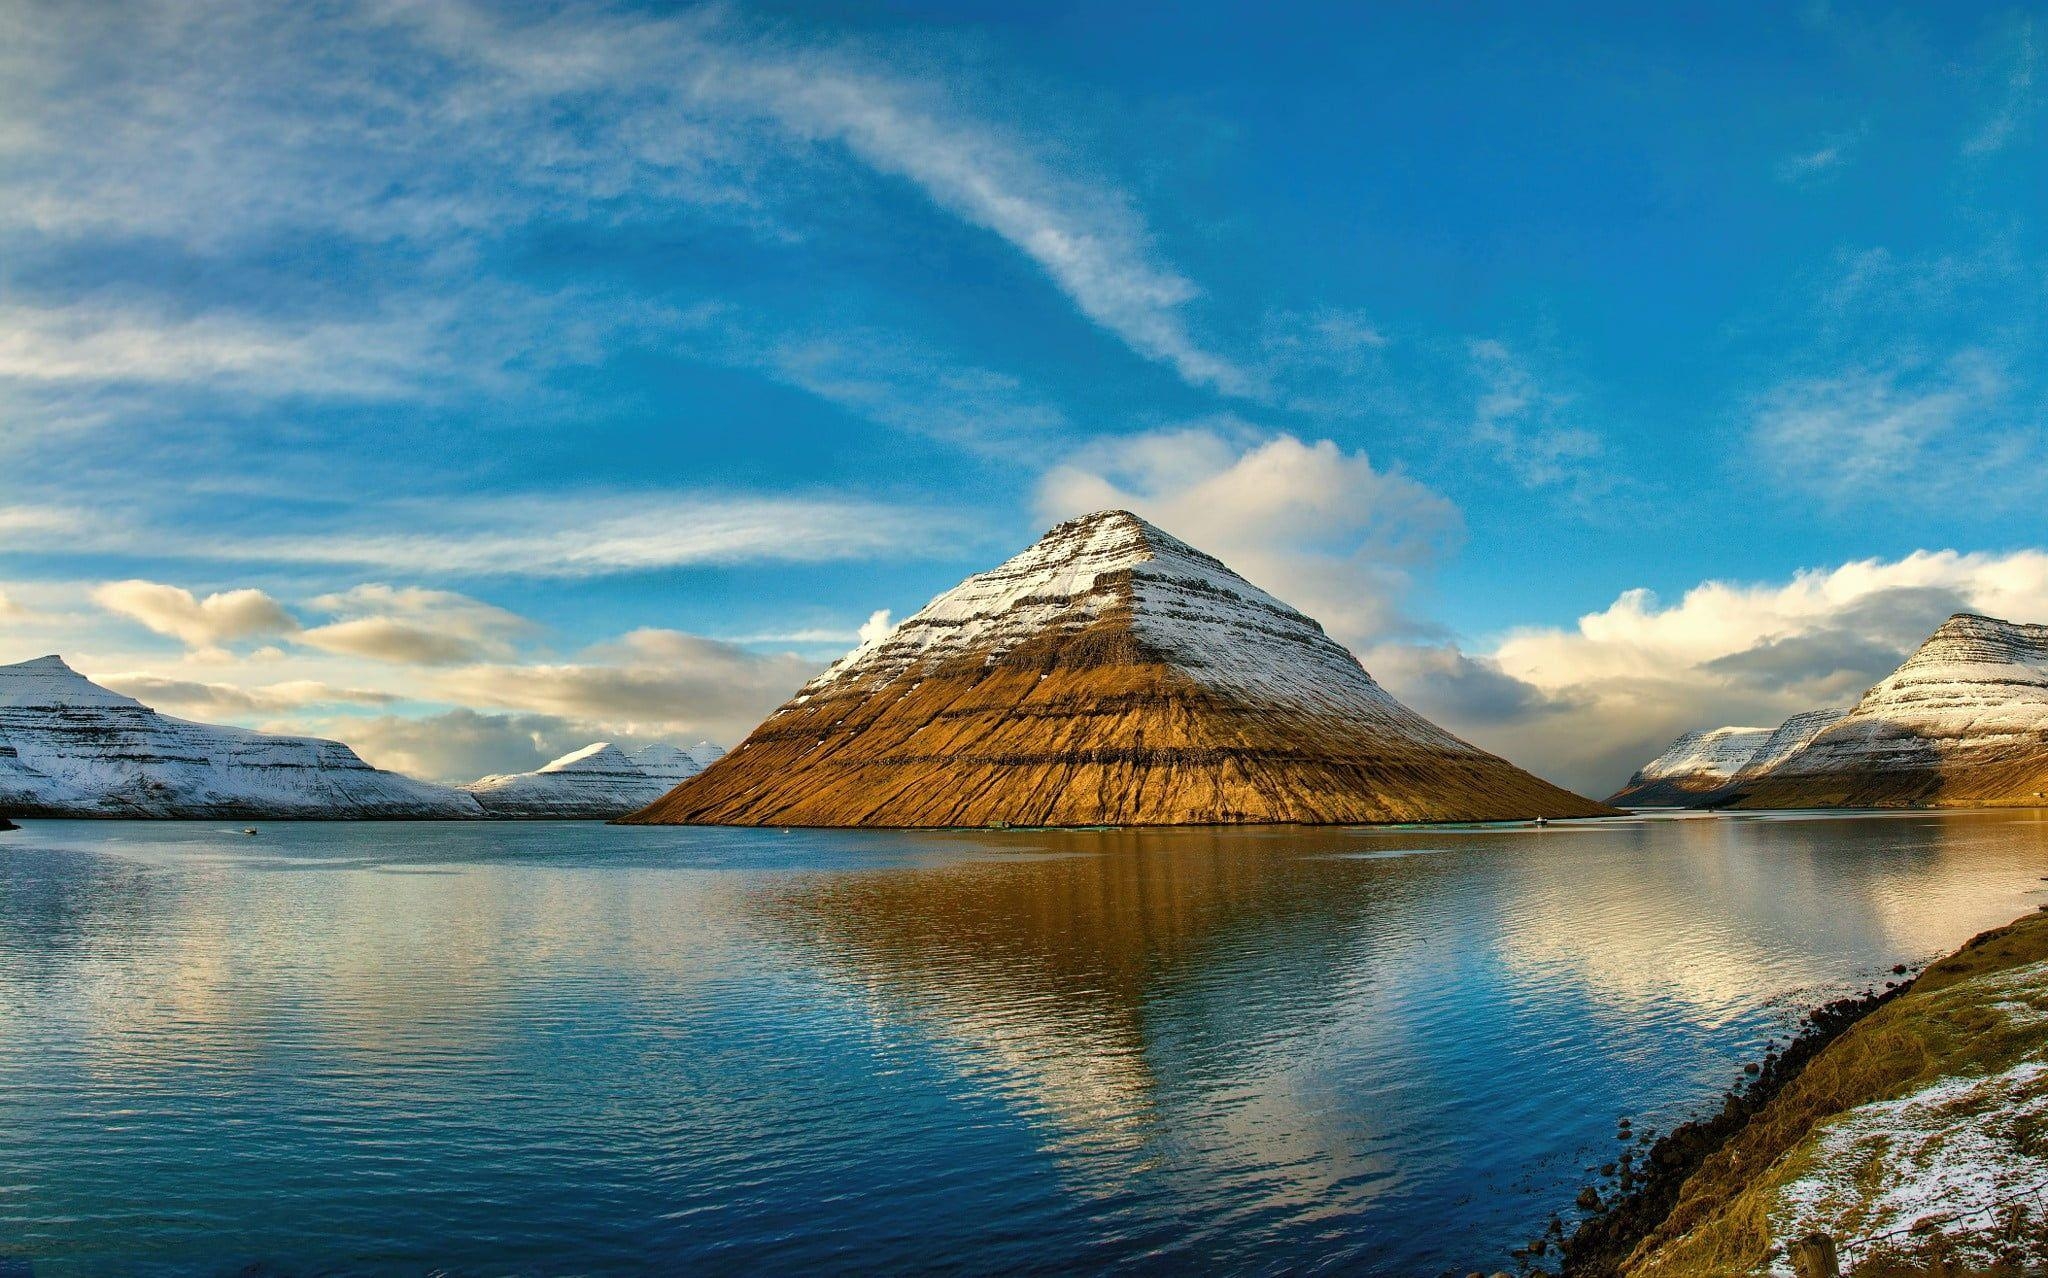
[{"xmin": 3, "ymin": 0, "xmax": 2045, "ymax": 793}]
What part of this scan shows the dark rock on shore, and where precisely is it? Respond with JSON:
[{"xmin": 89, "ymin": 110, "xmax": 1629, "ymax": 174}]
[{"xmin": 1557, "ymin": 983, "xmax": 1908, "ymax": 1276}]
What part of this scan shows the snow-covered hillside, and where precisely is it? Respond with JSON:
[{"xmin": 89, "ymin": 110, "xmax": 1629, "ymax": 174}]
[
  {"xmin": 0, "ymin": 655, "xmax": 481, "ymax": 818},
  {"xmin": 1732, "ymin": 708, "xmax": 1850, "ymax": 780},
  {"xmin": 1615, "ymin": 725, "xmax": 1774, "ymax": 801},
  {"xmin": 463, "ymin": 740, "xmax": 720, "ymax": 818},
  {"xmin": 1611, "ymin": 710, "xmax": 1856, "ymax": 807},
  {"xmin": 798, "ymin": 509, "xmax": 1465, "ymax": 748}
]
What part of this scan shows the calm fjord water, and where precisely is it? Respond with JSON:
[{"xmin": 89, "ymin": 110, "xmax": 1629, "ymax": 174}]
[{"xmin": 3, "ymin": 812, "xmax": 2046, "ymax": 1276}]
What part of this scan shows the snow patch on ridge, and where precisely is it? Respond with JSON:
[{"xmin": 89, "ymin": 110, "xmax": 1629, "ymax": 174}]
[
  {"xmin": 0, "ymin": 655, "xmax": 147, "ymax": 709},
  {"xmin": 1632, "ymin": 726, "xmax": 1774, "ymax": 785},
  {"xmin": 1734, "ymin": 709, "xmax": 1850, "ymax": 779},
  {"xmin": 795, "ymin": 510, "xmax": 1465, "ymax": 746}
]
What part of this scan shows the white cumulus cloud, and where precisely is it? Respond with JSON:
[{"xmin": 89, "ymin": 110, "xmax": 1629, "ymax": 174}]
[
  {"xmin": 1036, "ymin": 425, "xmax": 1460, "ymax": 645},
  {"xmin": 1379, "ymin": 549, "xmax": 2048, "ymax": 797},
  {"xmin": 93, "ymin": 580, "xmax": 299, "ymax": 651}
]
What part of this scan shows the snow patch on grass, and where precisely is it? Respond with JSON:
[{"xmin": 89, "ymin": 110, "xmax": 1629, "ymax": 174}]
[{"xmin": 1765, "ymin": 964, "xmax": 2048, "ymax": 1275}]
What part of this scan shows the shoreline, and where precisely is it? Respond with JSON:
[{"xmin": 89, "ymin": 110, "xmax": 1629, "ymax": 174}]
[
  {"xmin": 1557, "ymin": 982, "xmax": 1916, "ymax": 1275},
  {"xmin": 1555, "ymin": 905, "xmax": 2048, "ymax": 1276}
]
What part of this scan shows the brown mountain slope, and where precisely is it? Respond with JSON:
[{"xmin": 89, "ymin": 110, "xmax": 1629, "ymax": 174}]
[{"xmin": 623, "ymin": 511, "xmax": 1609, "ymax": 828}]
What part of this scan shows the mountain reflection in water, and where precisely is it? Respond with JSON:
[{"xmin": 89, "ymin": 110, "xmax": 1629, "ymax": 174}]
[{"xmin": 1, "ymin": 812, "xmax": 2045, "ymax": 1275}]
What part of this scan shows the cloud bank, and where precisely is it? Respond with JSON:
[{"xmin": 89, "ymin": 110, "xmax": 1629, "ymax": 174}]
[{"xmin": 1376, "ymin": 549, "xmax": 2048, "ymax": 796}]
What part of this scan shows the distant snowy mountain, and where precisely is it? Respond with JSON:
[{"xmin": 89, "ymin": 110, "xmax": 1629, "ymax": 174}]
[
  {"xmin": 624, "ymin": 742, "xmax": 724, "ymax": 786},
  {"xmin": 0, "ymin": 655, "xmax": 481, "ymax": 818},
  {"xmin": 463, "ymin": 740, "xmax": 716, "ymax": 818},
  {"xmin": 626, "ymin": 509, "xmax": 1610, "ymax": 827},
  {"xmin": 1732, "ymin": 614, "xmax": 2048, "ymax": 809},
  {"xmin": 1612, "ymin": 610, "xmax": 2048, "ymax": 810},
  {"xmin": 1607, "ymin": 725, "xmax": 1775, "ymax": 806}
]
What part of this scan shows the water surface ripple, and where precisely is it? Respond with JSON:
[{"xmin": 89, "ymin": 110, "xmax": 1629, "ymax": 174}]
[{"xmin": 2, "ymin": 811, "xmax": 2045, "ymax": 1275}]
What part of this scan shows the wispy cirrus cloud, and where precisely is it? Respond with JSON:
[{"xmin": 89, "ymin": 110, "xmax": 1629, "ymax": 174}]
[
  {"xmin": 4, "ymin": 0, "xmax": 1242, "ymax": 408},
  {"xmin": 1750, "ymin": 352, "xmax": 2025, "ymax": 505},
  {"xmin": 0, "ymin": 300, "xmax": 452, "ymax": 398},
  {"xmin": 1776, "ymin": 127, "xmax": 1864, "ymax": 183},
  {"xmin": 1467, "ymin": 340, "xmax": 1609, "ymax": 499},
  {"xmin": 678, "ymin": 32, "xmax": 1249, "ymax": 395},
  {"xmin": 1963, "ymin": 17, "xmax": 2038, "ymax": 156},
  {"xmin": 3, "ymin": 491, "xmax": 967, "ymax": 578}
]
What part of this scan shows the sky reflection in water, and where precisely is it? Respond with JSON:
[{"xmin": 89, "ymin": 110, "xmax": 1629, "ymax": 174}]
[{"xmin": 2, "ymin": 811, "xmax": 2045, "ymax": 1276}]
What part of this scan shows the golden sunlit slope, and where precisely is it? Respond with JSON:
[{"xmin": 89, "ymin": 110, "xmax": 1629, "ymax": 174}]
[{"xmin": 624, "ymin": 511, "xmax": 1611, "ymax": 828}]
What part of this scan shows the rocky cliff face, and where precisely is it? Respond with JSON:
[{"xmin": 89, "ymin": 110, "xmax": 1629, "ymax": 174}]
[
  {"xmin": 0, "ymin": 655, "xmax": 480, "ymax": 818},
  {"xmin": 464, "ymin": 740, "xmax": 720, "ymax": 818},
  {"xmin": 624, "ymin": 510, "xmax": 1611, "ymax": 828},
  {"xmin": 1732, "ymin": 613, "xmax": 2048, "ymax": 809}
]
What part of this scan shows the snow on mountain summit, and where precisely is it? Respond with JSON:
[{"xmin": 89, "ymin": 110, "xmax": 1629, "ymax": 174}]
[
  {"xmin": 464, "ymin": 740, "xmax": 714, "ymax": 818},
  {"xmin": 0, "ymin": 654, "xmax": 147, "ymax": 709},
  {"xmin": 0, "ymin": 654, "xmax": 479, "ymax": 818},
  {"xmin": 802, "ymin": 509, "xmax": 1458, "ymax": 743},
  {"xmin": 628, "ymin": 510, "xmax": 1610, "ymax": 828}
]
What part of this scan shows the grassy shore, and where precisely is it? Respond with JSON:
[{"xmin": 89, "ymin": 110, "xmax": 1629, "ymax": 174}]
[{"xmin": 1563, "ymin": 906, "xmax": 2048, "ymax": 1276}]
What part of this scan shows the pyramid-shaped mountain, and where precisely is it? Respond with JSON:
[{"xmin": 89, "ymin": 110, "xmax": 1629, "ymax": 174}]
[{"xmin": 623, "ymin": 511, "xmax": 1610, "ymax": 828}]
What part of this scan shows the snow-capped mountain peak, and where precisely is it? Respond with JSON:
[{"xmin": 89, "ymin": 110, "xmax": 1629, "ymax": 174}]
[
  {"xmin": 0, "ymin": 654, "xmax": 478, "ymax": 818},
  {"xmin": 797, "ymin": 508, "xmax": 1452, "ymax": 741},
  {"xmin": 629, "ymin": 510, "xmax": 1609, "ymax": 827},
  {"xmin": 463, "ymin": 740, "xmax": 717, "ymax": 818},
  {"xmin": 628, "ymin": 741, "xmax": 722, "ymax": 782},
  {"xmin": 0, "ymin": 655, "xmax": 147, "ymax": 709}
]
